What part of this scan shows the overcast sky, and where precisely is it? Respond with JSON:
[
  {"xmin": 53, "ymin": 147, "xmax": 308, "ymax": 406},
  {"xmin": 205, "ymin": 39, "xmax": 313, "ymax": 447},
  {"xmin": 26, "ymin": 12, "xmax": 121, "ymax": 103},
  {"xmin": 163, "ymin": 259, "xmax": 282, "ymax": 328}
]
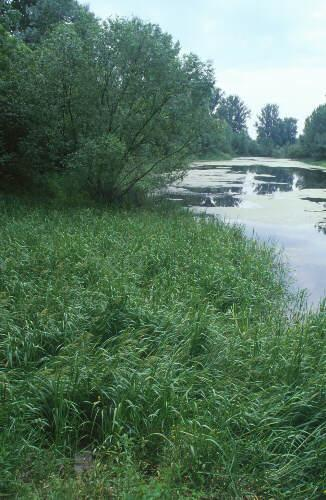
[{"xmin": 85, "ymin": 0, "xmax": 326, "ymax": 136}]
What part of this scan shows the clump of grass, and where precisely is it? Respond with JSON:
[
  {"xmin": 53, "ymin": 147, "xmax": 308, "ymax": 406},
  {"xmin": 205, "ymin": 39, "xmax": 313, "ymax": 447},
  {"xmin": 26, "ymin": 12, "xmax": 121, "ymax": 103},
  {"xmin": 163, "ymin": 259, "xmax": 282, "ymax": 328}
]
[{"xmin": 0, "ymin": 197, "xmax": 325, "ymax": 498}]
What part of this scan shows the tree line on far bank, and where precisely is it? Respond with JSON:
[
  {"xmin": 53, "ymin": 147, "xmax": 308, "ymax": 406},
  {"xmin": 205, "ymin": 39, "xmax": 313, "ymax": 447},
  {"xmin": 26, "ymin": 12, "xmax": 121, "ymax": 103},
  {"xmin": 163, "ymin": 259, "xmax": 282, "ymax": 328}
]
[
  {"xmin": 206, "ymin": 94, "xmax": 326, "ymax": 162},
  {"xmin": 221, "ymin": 97, "xmax": 326, "ymax": 162},
  {"xmin": 253, "ymin": 102, "xmax": 326, "ymax": 161}
]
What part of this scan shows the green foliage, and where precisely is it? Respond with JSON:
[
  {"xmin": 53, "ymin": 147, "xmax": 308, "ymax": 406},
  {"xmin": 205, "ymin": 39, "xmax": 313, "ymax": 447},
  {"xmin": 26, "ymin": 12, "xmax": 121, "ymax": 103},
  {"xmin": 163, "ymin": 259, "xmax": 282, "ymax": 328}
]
[
  {"xmin": 256, "ymin": 104, "xmax": 282, "ymax": 145},
  {"xmin": 195, "ymin": 118, "xmax": 233, "ymax": 158},
  {"xmin": 302, "ymin": 104, "xmax": 326, "ymax": 160},
  {"xmin": 0, "ymin": 199, "xmax": 325, "ymax": 498},
  {"xmin": 16, "ymin": 23, "xmax": 90, "ymax": 172},
  {"xmin": 0, "ymin": 24, "xmax": 18, "ymax": 70},
  {"xmin": 256, "ymin": 104, "xmax": 298, "ymax": 155},
  {"xmin": 208, "ymin": 92, "xmax": 253, "ymax": 156},
  {"xmin": 0, "ymin": 28, "xmax": 31, "ymax": 181},
  {"xmin": 285, "ymin": 104, "xmax": 326, "ymax": 162},
  {"xmin": 0, "ymin": 13, "xmax": 221, "ymax": 198},
  {"xmin": 1, "ymin": 0, "xmax": 95, "ymax": 44},
  {"xmin": 218, "ymin": 94, "xmax": 251, "ymax": 134},
  {"xmin": 0, "ymin": 0, "xmax": 244, "ymax": 196},
  {"xmin": 0, "ymin": 0, "xmax": 22, "ymax": 31},
  {"xmin": 280, "ymin": 117, "xmax": 298, "ymax": 145},
  {"xmin": 194, "ymin": 89, "xmax": 255, "ymax": 159},
  {"xmin": 231, "ymin": 130, "xmax": 259, "ymax": 156},
  {"xmin": 67, "ymin": 135, "xmax": 127, "ymax": 200}
]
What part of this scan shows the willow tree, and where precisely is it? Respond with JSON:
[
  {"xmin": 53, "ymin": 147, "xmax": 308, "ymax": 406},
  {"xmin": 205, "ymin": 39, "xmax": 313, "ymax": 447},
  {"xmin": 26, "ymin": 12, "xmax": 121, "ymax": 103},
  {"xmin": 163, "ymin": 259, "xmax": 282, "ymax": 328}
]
[
  {"xmin": 68, "ymin": 17, "xmax": 216, "ymax": 199},
  {"xmin": 9, "ymin": 15, "xmax": 215, "ymax": 198}
]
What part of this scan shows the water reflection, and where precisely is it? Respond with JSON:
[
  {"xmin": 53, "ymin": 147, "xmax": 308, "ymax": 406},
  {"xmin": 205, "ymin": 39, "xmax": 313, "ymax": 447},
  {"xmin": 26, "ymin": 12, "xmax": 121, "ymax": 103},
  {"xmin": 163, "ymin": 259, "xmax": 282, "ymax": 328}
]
[
  {"xmin": 168, "ymin": 158, "xmax": 326, "ymax": 305},
  {"xmin": 292, "ymin": 174, "xmax": 302, "ymax": 191},
  {"xmin": 170, "ymin": 162, "xmax": 326, "ymax": 212},
  {"xmin": 175, "ymin": 166, "xmax": 322, "ymax": 203},
  {"xmin": 316, "ymin": 220, "xmax": 326, "ymax": 235}
]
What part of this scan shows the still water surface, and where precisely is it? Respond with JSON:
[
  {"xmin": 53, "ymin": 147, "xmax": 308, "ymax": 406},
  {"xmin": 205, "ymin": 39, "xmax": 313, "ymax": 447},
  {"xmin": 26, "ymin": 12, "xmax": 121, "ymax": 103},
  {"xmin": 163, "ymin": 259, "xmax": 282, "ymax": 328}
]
[{"xmin": 168, "ymin": 158, "xmax": 326, "ymax": 305}]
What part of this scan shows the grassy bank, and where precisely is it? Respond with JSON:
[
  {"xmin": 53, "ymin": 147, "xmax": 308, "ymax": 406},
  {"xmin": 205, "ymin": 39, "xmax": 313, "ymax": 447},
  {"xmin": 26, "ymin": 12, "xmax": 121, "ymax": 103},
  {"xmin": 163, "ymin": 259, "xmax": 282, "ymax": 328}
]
[{"xmin": 0, "ymin": 197, "xmax": 325, "ymax": 498}]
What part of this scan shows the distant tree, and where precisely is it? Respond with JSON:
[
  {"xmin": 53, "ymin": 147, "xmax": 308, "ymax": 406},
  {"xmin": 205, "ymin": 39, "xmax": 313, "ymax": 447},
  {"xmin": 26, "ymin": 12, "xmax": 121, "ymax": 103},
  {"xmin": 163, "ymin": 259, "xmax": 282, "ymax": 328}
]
[
  {"xmin": 256, "ymin": 104, "xmax": 297, "ymax": 151},
  {"xmin": 209, "ymin": 86, "xmax": 224, "ymax": 114},
  {"xmin": 302, "ymin": 104, "xmax": 326, "ymax": 159},
  {"xmin": 195, "ymin": 118, "xmax": 233, "ymax": 158},
  {"xmin": 256, "ymin": 104, "xmax": 281, "ymax": 144},
  {"xmin": 217, "ymin": 94, "xmax": 251, "ymax": 134},
  {"xmin": 230, "ymin": 131, "xmax": 251, "ymax": 156},
  {"xmin": 193, "ymin": 86, "xmax": 234, "ymax": 158},
  {"xmin": 279, "ymin": 117, "xmax": 298, "ymax": 145}
]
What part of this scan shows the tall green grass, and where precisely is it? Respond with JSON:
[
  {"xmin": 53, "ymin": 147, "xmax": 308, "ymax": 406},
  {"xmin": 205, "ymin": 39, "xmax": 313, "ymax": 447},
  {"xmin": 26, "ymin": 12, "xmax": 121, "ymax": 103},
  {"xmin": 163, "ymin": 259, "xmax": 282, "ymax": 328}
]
[{"xmin": 0, "ymin": 197, "xmax": 325, "ymax": 498}]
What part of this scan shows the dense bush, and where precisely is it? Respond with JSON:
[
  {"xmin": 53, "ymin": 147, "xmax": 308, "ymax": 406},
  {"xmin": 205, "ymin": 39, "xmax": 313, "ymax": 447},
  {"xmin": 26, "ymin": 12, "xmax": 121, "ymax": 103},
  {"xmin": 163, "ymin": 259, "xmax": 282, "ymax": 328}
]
[{"xmin": 0, "ymin": 6, "xmax": 235, "ymax": 198}]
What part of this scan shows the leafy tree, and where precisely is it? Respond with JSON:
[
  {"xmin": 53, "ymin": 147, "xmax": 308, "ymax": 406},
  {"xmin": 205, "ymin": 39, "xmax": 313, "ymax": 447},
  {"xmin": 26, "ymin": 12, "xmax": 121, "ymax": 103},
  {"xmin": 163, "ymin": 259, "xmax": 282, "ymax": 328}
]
[
  {"xmin": 0, "ymin": 25, "xmax": 31, "ymax": 180},
  {"xmin": 256, "ymin": 104, "xmax": 298, "ymax": 153},
  {"xmin": 195, "ymin": 118, "xmax": 232, "ymax": 158},
  {"xmin": 256, "ymin": 104, "xmax": 281, "ymax": 145},
  {"xmin": 0, "ymin": 24, "xmax": 18, "ymax": 70},
  {"xmin": 1, "ymin": 0, "xmax": 236, "ymax": 197},
  {"xmin": 209, "ymin": 86, "xmax": 224, "ymax": 114},
  {"xmin": 231, "ymin": 131, "xmax": 250, "ymax": 156},
  {"xmin": 1, "ymin": 0, "xmax": 95, "ymax": 44},
  {"xmin": 279, "ymin": 117, "xmax": 298, "ymax": 145},
  {"xmin": 217, "ymin": 94, "xmax": 251, "ymax": 134},
  {"xmin": 1, "ymin": 1, "xmax": 36, "ymax": 32},
  {"xmin": 0, "ymin": 1, "xmax": 24, "ymax": 31},
  {"xmin": 302, "ymin": 104, "xmax": 326, "ymax": 159},
  {"xmin": 211, "ymin": 94, "xmax": 252, "ymax": 156},
  {"xmin": 2, "ymin": 16, "xmax": 216, "ymax": 198}
]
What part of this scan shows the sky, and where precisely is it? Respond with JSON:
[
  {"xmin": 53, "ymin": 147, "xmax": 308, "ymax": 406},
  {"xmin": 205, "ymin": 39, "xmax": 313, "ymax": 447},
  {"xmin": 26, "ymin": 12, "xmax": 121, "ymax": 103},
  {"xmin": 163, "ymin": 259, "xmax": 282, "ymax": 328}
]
[{"xmin": 85, "ymin": 0, "xmax": 326, "ymax": 136}]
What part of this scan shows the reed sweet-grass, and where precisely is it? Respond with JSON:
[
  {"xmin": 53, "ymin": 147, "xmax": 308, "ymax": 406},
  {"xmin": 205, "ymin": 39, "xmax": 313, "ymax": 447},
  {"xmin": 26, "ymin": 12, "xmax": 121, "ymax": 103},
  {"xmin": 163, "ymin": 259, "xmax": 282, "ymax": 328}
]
[{"xmin": 0, "ymin": 196, "xmax": 325, "ymax": 498}]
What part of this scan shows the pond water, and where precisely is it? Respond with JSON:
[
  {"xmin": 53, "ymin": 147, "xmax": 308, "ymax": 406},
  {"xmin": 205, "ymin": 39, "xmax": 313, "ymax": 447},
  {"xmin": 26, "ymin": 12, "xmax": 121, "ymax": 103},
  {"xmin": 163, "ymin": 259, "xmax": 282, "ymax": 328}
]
[{"xmin": 167, "ymin": 157, "xmax": 326, "ymax": 306}]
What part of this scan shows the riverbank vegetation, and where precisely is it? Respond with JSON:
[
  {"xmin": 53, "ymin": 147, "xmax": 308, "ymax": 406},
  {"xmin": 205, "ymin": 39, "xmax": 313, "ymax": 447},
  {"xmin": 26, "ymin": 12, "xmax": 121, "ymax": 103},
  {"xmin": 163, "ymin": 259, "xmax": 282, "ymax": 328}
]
[
  {"xmin": 1, "ymin": 0, "xmax": 262, "ymax": 202},
  {"xmin": 1, "ymin": 197, "xmax": 325, "ymax": 498},
  {"xmin": 4, "ymin": 1, "xmax": 324, "ymax": 179},
  {"xmin": 0, "ymin": 12, "xmax": 215, "ymax": 199},
  {"xmin": 254, "ymin": 104, "xmax": 298, "ymax": 157},
  {"xmin": 1, "ymin": 2, "xmax": 326, "ymax": 498},
  {"xmin": 252, "ymin": 102, "xmax": 326, "ymax": 163},
  {"xmin": 0, "ymin": 0, "xmax": 256, "ymax": 201},
  {"xmin": 299, "ymin": 104, "xmax": 326, "ymax": 161}
]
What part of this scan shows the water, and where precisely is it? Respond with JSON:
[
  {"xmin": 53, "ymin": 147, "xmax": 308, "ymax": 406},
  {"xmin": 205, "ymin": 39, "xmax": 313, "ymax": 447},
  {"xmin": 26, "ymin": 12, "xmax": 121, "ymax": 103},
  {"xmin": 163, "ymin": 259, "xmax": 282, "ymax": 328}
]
[{"xmin": 167, "ymin": 157, "xmax": 326, "ymax": 305}]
